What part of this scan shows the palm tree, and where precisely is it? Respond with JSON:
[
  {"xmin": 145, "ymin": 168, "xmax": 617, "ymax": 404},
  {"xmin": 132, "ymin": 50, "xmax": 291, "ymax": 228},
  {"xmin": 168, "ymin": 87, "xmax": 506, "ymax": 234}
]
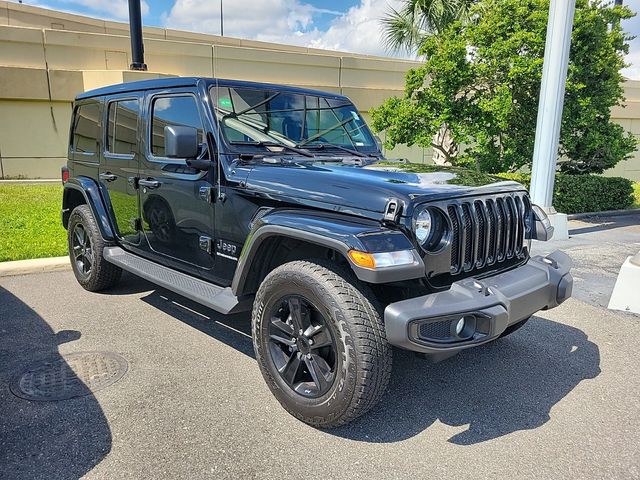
[
  {"xmin": 381, "ymin": 1, "xmax": 476, "ymax": 165},
  {"xmin": 382, "ymin": 0, "xmax": 475, "ymax": 54}
]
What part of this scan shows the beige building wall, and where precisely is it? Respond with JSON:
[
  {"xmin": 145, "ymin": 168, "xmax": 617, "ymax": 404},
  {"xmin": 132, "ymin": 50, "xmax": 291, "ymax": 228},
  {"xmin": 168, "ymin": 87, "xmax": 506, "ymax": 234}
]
[
  {"xmin": 0, "ymin": 1, "xmax": 430, "ymax": 178},
  {"xmin": 607, "ymin": 80, "xmax": 640, "ymax": 181},
  {"xmin": 0, "ymin": 1, "xmax": 635, "ymax": 179}
]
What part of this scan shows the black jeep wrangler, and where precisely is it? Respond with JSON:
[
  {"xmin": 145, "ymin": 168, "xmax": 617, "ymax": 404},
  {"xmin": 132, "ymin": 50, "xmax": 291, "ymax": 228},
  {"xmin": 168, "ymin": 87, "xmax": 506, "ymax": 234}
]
[{"xmin": 62, "ymin": 77, "xmax": 572, "ymax": 428}]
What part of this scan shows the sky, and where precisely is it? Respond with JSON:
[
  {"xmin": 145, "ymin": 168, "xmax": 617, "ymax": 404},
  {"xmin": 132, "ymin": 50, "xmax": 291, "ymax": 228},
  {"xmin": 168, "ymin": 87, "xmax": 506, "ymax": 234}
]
[{"xmin": 10, "ymin": 0, "xmax": 640, "ymax": 79}]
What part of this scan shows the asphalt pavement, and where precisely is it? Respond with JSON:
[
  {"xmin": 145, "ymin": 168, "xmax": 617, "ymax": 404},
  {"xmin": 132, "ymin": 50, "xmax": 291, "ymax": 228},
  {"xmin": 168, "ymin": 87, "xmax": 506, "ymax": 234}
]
[{"xmin": 0, "ymin": 214, "xmax": 639, "ymax": 479}]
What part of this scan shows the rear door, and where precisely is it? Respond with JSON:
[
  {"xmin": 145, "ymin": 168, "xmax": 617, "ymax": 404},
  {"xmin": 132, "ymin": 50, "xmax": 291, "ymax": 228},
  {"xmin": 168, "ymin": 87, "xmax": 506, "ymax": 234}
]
[
  {"xmin": 99, "ymin": 94, "xmax": 142, "ymax": 246},
  {"xmin": 138, "ymin": 89, "xmax": 215, "ymax": 275}
]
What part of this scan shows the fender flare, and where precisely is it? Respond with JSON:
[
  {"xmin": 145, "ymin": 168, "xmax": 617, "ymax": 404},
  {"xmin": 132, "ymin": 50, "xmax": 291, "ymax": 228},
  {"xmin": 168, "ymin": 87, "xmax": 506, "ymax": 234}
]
[
  {"xmin": 63, "ymin": 177, "xmax": 115, "ymax": 241},
  {"xmin": 231, "ymin": 210, "xmax": 425, "ymax": 296}
]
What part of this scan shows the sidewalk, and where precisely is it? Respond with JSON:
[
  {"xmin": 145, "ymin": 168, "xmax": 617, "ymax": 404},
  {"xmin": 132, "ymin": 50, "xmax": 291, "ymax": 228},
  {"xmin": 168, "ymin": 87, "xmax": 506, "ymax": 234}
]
[{"xmin": 0, "ymin": 256, "xmax": 69, "ymax": 277}]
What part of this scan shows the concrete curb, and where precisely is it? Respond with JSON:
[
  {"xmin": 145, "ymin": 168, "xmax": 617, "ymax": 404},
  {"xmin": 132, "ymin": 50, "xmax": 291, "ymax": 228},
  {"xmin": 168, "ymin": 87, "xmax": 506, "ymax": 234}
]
[
  {"xmin": 0, "ymin": 179, "xmax": 59, "ymax": 184},
  {"xmin": 0, "ymin": 256, "xmax": 70, "ymax": 277},
  {"xmin": 568, "ymin": 208, "xmax": 640, "ymax": 220}
]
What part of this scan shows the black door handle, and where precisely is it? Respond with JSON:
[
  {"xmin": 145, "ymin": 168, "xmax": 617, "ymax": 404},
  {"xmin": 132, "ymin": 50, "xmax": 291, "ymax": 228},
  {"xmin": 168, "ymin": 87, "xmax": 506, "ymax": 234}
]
[
  {"xmin": 99, "ymin": 172, "xmax": 117, "ymax": 182},
  {"xmin": 138, "ymin": 179, "xmax": 161, "ymax": 189}
]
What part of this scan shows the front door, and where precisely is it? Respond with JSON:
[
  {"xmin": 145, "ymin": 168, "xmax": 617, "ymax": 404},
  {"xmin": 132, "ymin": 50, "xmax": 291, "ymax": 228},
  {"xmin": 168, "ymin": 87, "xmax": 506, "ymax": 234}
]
[
  {"xmin": 99, "ymin": 95, "xmax": 142, "ymax": 246},
  {"xmin": 139, "ymin": 90, "xmax": 215, "ymax": 274}
]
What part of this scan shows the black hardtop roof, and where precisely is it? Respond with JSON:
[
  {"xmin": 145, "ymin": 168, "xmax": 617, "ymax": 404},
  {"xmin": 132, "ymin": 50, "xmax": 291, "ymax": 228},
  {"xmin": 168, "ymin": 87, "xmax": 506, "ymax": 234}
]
[{"xmin": 76, "ymin": 77, "xmax": 350, "ymax": 102}]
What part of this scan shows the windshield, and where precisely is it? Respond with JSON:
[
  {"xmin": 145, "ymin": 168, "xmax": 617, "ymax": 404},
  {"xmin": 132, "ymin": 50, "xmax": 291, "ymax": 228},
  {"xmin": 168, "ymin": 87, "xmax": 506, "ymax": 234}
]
[{"xmin": 210, "ymin": 86, "xmax": 378, "ymax": 154}]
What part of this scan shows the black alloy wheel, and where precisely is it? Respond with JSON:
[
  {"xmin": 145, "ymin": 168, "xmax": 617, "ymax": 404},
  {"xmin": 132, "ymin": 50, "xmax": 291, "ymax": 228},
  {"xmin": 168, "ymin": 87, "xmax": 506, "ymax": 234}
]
[
  {"xmin": 267, "ymin": 296, "xmax": 337, "ymax": 398},
  {"xmin": 252, "ymin": 260, "xmax": 392, "ymax": 428},
  {"xmin": 71, "ymin": 223, "xmax": 94, "ymax": 278},
  {"xmin": 67, "ymin": 205, "xmax": 122, "ymax": 292}
]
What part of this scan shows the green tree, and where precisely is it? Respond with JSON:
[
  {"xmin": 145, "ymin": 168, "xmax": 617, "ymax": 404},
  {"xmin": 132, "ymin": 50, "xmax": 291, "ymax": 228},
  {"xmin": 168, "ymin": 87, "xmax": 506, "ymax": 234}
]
[{"xmin": 372, "ymin": 0, "xmax": 637, "ymax": 174}]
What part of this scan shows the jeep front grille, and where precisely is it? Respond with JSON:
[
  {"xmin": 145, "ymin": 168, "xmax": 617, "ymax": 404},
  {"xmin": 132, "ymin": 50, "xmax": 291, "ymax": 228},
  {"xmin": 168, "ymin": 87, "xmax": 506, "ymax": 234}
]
[{"xmin": 446, "ymin": 193, "xmax": 530, "ymax": 275}]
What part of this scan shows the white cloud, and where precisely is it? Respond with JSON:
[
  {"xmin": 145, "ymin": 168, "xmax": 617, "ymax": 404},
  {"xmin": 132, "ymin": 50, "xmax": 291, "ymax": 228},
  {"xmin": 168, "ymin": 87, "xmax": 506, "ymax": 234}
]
[
  {"xmin": 307, "ymin": 0, "xmax": 404, "ymax": 56},
  {"xmin": 164, "ymin": 0, "xmax": 405, "ymax": 57}
]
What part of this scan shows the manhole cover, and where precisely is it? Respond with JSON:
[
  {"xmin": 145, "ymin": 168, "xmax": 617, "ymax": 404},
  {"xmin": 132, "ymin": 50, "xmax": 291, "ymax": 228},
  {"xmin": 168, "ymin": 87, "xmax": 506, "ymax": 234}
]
[{"xmin": 11, "ymin": 351, "xmax": 128, "ymax": 401}]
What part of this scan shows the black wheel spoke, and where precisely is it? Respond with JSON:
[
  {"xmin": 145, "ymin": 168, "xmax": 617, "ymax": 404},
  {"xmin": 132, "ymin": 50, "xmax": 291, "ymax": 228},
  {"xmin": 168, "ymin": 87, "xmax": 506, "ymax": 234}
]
[
  {"xmin": 84, "ymin": 249, "xmax": 94, "ymax": 267},
  {"xmin": 71, "ymin": 224, "xmax": 92, "ymax": 276},
  {"xmin": 271, "ymin": 317, "xmax": 294, "ymax": 336},
  {"xmin": 269, "ymin": 334, "xmax": 295, "ymax": 347},
  {"xmin": 310, "ymin": 329, "xmax": 333, "ymax": 349},
  {"xmin": 305, "ymin": 354, "xmax": 330, "ymax": 393},
  {"xmin": 287, "ymin": 297, "xmax": 304, "ymax": 332},
  {"xmin": 74, "ymin": 227, "xmax": 84, "ymax": 247},
  {"xmin": 303, "ymin": 324, "xmax": 322, "ymax": 338},
  {"xmin": 280, "ymin": 352, "xmax": 302, "ymax": 385}
]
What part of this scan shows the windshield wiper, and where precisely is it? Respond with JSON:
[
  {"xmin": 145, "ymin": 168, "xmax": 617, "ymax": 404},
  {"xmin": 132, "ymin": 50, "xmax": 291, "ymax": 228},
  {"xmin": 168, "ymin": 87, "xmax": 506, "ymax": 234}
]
[
  {"xmin": 300, "ymin": 143, "xmax": 367, "ymax": 158},
  {"xmin": 230, "ymin": 140, "xmax": 314, "ymax": 158},
  {"xmin": 297, "ymin": 117, "xmax": 353, "ymax": 147}
]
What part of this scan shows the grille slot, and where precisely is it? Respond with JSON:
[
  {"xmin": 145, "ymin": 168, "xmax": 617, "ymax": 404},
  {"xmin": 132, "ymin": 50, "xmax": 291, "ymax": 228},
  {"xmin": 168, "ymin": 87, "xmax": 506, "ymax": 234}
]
[
  {"xmin": 448, "ymin": 205, "xmax": 460, "ymax": 273},
  {"xmin": 445, "ymin": 194, "xmax": 529, "ymax": 277}
]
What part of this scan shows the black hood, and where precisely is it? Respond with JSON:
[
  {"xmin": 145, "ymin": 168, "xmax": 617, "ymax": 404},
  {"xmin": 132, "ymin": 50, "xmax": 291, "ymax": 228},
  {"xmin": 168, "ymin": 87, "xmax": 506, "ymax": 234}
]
[{"xmin": 244, "ymin": 160, "xmax": 526, "ymax": 217}]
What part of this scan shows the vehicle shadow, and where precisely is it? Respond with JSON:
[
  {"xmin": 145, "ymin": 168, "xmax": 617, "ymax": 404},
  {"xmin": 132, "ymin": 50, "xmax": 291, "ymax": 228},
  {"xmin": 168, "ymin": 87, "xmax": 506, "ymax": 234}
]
[
  {"xmin": 135, "ymin": 285, "xmax": 601, "ymax": 445},
  {"xmin": 0, "ymin": 286, "xmax": 112, "ymax": 479},
  {"xmin": 333, "ymin": 316, "xmax": 601, "ymax": 444}
]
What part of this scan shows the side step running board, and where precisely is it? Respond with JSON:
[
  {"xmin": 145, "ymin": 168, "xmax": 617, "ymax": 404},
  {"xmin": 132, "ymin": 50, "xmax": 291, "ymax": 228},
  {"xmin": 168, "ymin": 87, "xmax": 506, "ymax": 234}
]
[{"xmin": 103, "ymin": 247, "xmax": 251, "ymax": 315}]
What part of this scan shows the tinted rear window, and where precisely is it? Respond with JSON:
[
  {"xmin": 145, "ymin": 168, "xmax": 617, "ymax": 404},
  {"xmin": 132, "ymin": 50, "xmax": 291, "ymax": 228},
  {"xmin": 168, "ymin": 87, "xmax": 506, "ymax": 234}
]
[
  {"xmin": 72, "ymin": 103, "xmax": 100, "ymax": 154},
  {"xmin": 107, "ymin": 99, "xmax": 139, "ymax": 155}
]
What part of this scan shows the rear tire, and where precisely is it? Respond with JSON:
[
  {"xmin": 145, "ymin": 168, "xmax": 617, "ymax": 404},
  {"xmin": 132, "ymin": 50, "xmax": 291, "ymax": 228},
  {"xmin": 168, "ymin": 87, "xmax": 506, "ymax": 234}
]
[
  {"xmin": 252, "ymin": 259, "xmax": 392, "ymax": 428},
  {"xmin": 68, "ymin": 205, "xmax": 122, "ymax": 292}
]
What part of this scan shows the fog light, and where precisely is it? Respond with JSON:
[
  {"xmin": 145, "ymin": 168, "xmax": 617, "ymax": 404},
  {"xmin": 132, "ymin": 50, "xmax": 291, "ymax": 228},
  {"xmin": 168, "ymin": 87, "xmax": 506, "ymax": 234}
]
[{"xmin": 455, "ymin": 317, "xmax": 465, "ymax": 335}]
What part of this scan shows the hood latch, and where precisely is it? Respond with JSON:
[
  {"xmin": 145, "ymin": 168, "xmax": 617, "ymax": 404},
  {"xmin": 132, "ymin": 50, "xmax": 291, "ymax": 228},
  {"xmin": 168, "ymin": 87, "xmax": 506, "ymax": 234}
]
[{"xmin": 383, "ymin": 198, "xmax": 403, "ymax": 224}]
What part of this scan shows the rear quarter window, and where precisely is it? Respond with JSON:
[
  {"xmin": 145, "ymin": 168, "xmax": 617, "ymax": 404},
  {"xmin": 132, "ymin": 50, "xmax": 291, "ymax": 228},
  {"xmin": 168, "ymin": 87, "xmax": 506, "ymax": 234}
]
[
  {"xmin": 107, "ymin": 99, "xmax": 139, "ymax": 155},
  {"xmin": 72, "ymin": 103, "xmax": 100, "ymax": 154}
]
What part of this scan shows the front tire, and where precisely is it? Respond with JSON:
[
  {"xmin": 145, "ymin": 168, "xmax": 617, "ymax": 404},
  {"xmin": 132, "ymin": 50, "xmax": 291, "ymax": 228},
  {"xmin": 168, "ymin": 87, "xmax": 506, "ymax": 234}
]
[
  {"xmin": 252, "ymin": 260, "xmax": 392, "ymax": 428},
  {"xmin": 68, "ymin": 205, "xmax": 122, "ymax": 292}
]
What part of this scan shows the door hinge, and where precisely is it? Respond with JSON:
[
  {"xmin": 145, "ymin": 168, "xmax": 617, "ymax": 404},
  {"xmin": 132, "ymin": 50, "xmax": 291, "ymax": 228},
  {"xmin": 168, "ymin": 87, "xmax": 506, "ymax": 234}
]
[
  {"xmin": 199, "ymin": 186, "xmax": 213, "ymax": 203},
  {"xmin": 384, "ymin": 198, "xmax": 402, "ymax": 223},
  {"xmin": 199, "ymin": 235, "xmax": 212, "ymax": 254}
]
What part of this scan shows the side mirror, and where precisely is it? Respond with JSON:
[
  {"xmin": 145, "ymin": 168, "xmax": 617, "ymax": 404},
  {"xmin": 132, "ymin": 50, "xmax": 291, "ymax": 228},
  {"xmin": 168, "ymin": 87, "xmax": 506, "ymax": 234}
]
[
  {"xmin": 164, "ymin": 125, "xmax": 198, "ymax": 159},
  {"xmin": 531, "ymin": 204, "xmax": 554, "ymax": 241}
]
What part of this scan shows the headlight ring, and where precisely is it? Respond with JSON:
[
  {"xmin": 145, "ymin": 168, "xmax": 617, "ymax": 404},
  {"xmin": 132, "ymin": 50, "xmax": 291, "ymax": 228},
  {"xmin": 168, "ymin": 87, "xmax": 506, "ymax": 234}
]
[{"xmin": 413, "ymin": 206, "xmax": 448, "ymax": 252}]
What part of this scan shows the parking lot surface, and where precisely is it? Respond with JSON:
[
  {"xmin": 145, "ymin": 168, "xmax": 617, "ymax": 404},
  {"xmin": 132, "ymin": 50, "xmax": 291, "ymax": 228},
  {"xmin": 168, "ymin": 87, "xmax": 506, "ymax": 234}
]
[{"xmin": 1, "ymin": 215, "xmax": 639, "ymax": 479}]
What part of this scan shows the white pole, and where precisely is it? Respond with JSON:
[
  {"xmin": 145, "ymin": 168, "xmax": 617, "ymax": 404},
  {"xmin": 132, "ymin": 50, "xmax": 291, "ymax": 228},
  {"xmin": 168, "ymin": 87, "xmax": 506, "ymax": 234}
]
[{"xmin": 530, "ymin": 0, "xmax": 576, "ymax": 224}]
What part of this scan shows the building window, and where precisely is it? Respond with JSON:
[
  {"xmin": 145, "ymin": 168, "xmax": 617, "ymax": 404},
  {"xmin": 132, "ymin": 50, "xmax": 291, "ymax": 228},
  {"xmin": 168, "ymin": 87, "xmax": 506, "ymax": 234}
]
[
  {"xmin": 107, "ymin": 99, "xmax": 139, "ymax": 155},
  {"xmin": 73, "ymin": 103, "xmax": 100, "ymax": 154},
  {"xmin": 151, "ymin": 95, "xmax": 204, "ymax": 157}
]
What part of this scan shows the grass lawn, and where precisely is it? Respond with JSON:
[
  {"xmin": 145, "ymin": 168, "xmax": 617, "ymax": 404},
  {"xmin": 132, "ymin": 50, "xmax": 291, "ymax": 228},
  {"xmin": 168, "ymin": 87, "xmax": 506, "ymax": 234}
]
[
  {"xmin": 0, "ymin": 180, "xmax": 638, "ymax": 263},
  {"xmin": 0, "ymin": 184, "xmax": 67, "ymax": 262}
]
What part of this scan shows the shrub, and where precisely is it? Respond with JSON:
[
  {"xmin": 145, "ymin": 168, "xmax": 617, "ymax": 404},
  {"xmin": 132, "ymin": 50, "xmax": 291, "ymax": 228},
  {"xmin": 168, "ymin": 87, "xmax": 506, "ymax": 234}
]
[{"xmin": 496, "ymin": 173, "xmax": 634, "ymax": 214}]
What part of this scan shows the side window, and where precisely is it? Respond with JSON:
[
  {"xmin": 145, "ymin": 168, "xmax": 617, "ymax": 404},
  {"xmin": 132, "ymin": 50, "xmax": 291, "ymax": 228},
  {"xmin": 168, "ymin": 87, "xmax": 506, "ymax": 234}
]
[
  {"xmin": 151, "ymin": 95, "xmax": 204, "ymax": 157},
  {"xmin": 72, "ymin": 103, "xmax": 100, "ymax": 154},
  {"xmin": 107, "ymin": 99, "xmax": 139, "ymax": 155}
]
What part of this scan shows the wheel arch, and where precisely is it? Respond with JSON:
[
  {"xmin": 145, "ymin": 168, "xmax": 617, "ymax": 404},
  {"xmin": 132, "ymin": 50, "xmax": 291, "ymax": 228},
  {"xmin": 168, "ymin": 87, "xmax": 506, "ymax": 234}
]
[
  {"xmin": 63, "ymin": 177, "xmax": 115, "ymax": 241},
  {"xmin": 231, "ymin": 210, "xmax": 424, "ymax": 297}
]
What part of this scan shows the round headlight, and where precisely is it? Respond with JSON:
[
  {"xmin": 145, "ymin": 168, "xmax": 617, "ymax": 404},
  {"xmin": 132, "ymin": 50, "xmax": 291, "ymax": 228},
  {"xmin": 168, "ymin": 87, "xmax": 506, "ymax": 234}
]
[{"xmin": 415, "ymin": 208, "xmax": 432, "ymax": 245}]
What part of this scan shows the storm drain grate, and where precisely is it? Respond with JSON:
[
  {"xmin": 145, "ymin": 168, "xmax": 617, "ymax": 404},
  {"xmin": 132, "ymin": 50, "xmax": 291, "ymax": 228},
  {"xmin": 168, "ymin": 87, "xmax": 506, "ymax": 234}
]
[{"xmin": 11, "ymin": 351, "xmax": 128, "ymax": 401}]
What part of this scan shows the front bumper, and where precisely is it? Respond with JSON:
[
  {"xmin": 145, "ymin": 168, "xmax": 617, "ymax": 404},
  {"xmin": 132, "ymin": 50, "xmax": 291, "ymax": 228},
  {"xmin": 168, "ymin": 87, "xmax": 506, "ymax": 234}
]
[{"xmin": 384, "ymin": 250, "xmax": 573, "ymax": 358}]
